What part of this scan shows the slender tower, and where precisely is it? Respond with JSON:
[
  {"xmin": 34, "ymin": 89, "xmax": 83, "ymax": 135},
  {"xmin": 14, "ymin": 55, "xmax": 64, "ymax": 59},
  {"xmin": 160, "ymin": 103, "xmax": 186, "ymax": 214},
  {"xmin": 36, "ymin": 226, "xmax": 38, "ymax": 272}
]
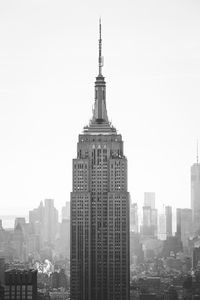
[
  {"xmin": 70, "ymin": 21, "xmax": 130, "ymax": 300},
  {"xmin": 191, "ymin": 142, "xmax": 200, "ymax": 234},
  {"xmin": 165, "ymin": 206, "xmax": 172, "ymax": 237}
]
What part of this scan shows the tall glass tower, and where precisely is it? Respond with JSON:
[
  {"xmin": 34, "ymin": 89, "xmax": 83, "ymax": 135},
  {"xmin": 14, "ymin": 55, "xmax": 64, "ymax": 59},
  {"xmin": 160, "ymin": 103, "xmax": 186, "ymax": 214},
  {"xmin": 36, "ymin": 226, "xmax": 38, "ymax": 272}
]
[
  {"xmin": 70, "ymin": 21, "xmax": 130, "ymax": 300},
  {"xmin": 191, "ymin": 146, "xmax": 200, "ymax": 234}
]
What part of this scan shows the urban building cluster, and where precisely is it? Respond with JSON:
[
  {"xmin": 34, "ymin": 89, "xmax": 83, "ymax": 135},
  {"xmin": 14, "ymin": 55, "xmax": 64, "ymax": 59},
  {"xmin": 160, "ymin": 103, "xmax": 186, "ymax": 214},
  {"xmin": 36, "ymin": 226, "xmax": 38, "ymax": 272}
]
[
  {"xmin": 129, "ymin": 161, "xmax": 200, "ymax": 299},
  {"xmin": 130, "ymin": 187, "xmax": 199, "ymax": 253},
  {"xmin": 0, "ymin": 22, "xmax": 200, "ymax": 300},
  {"xmin": 0, "ymin": 199, "xmax": 70, "ymax": 262},
  {"xmin": 0, "ymin": 200, "xmax": 70, "ymax": 299}
]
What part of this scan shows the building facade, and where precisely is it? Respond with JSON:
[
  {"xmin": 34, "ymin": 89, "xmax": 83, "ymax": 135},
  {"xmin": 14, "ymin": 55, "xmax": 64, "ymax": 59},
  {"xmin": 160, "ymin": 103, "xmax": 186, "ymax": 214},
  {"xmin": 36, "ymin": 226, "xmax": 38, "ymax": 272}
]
[
  {"xmin": 70, "ymin": 22, "xmax": 130, "ymax": 300},
  {"xmin": 4, "ymin": 269, "xmax": 37, "ymax": 300}
]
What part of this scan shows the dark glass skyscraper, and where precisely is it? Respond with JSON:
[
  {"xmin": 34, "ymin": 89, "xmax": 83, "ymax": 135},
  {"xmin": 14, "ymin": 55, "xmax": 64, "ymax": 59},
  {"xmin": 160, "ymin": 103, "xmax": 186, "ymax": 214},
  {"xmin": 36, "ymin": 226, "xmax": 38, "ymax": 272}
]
[{"xmin": 70, "ymin": 21, "xmax": 130, "ymax": 300}]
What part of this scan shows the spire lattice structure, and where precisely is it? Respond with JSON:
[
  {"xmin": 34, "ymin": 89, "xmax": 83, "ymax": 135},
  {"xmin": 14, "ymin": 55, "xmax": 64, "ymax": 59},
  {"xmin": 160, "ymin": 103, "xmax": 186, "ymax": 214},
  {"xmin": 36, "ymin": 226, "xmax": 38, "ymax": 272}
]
[
  {"xmin": 98, "ymin": 18, "xmax": 103, "ymax": 76},
  {"xmin": 84, "ymin": 20, "xmax": 116, "ymax": 134}
]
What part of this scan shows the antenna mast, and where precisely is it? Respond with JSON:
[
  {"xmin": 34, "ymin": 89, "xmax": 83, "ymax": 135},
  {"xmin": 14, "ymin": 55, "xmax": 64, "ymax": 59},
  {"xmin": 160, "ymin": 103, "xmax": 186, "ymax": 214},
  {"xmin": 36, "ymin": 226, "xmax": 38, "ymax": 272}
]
[{"xmin": 98, "ymin": 18, "xmax": 103, "ymax": 75}]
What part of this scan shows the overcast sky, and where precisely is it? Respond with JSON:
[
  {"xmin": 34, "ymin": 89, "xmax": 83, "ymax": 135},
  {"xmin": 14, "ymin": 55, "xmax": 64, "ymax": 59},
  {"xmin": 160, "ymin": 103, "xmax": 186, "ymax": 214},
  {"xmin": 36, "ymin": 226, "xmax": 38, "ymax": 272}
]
[{"xmin": 0, "ymin": 0, "xmax": 200, "ymax": 220}]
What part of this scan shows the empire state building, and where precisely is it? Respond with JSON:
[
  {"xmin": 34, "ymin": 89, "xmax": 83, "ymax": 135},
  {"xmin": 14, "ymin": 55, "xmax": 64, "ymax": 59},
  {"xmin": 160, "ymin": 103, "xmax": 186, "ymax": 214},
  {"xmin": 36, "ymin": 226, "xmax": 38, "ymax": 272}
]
[{"xmin": 70, "ymin": 21, "xmax": 130, "ymax": 300}]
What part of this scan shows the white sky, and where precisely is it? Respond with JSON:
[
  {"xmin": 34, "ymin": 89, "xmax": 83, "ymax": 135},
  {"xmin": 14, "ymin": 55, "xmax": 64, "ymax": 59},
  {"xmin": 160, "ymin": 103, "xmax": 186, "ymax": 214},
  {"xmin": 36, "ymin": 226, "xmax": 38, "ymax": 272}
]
[{"xmin": 0, "ymin": 0, "xmax": 200, "ymax": 218}]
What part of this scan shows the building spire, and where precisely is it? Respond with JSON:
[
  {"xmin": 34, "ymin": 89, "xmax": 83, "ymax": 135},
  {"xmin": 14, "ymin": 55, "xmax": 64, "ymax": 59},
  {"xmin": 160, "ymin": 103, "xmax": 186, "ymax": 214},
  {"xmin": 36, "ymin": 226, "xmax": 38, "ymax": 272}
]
[
  {"xmin": 83, "ymin": 20, "xmax": 117, "ymax": 134},
  {"xmin": 98, "ymin": 18, "xmax": 103, "ymax": 76},
  {"xmin": 197, "ymin": 140, "xmax": 199, "ymax": 164}
]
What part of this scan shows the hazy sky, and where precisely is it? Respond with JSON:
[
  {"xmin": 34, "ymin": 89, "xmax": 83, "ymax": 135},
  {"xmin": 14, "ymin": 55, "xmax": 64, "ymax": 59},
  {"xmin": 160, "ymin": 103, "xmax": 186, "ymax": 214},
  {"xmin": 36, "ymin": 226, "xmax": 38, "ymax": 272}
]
[{"xmin": 0, "ymin": 0, "xmax": 200, "ymax": 219}]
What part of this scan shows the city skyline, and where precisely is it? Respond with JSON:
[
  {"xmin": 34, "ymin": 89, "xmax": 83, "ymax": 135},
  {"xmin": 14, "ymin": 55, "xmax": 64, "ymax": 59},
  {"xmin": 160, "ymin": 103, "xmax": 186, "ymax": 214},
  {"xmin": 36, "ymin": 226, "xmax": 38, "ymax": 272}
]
[{"xmin": 1, "ymin": 0, "xmax": 200, "ymax": 216}]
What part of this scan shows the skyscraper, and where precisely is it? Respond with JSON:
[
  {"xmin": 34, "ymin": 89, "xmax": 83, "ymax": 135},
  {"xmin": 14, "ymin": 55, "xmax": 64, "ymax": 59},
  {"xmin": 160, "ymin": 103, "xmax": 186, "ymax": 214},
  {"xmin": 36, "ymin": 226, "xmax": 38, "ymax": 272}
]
[
  {"xmin": 165, "ymin": 206, "xmax": 172, "ymax": 237},
  {"xmin": 61, "ymin": 201, "xmax": 70, "ymax": 220},
  {"xmin": 142, "ymin": 206, "xmax": 157, "ymax": 237},
  {"xmin": 158, "ymin": 213, "xmax": 166, "ymax": 240},
  {"xmin": 141, "ymin": 192, "xmax": 157, "ymax": 237},
  {"xmin": 70, "ymin": 21, "xmax": 130, "ymax": 300},
  {"xmin": 130, "ymin": 202, "xmax": 138, "ymax": 233},
  {"xmin": 176, "ymin": 208, "xmax": 192, "ymax": 250},
  {"xmin": 176, "ymin": 208, "xmax": 181, "ymax": 239},
  {"xmin": 144, "ymin": 192, "xmax": 155, "ymax": 209},
  {"xmin": 43, "ymin": 199, "xmax": 58, "ymax": 246},
  {"xmin": 191, "ymin": 148, "xmax": 200, "ymax": 234}
]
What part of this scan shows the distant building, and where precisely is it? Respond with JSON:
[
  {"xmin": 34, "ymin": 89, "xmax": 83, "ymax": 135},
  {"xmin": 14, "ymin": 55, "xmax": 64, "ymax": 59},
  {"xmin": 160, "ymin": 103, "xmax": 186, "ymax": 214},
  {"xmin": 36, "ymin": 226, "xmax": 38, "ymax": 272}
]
[
  {"xmin": 26, "ymin": 234, "xmax": 40, "ymax": 258},
  {"xmin": 61, "ymin": 201, "xmax": 70, "ymax": 221},
  {"xmin": 0, "ymin": 223, "xmax": 6, "ymax": 256},
  {"xmin": 130, "ymin": 202, "xmax": 138, "ymax": 233},
  {"xmin": 176, "ymin": 208, "xmax": 182, "ymax": 240},
  {"xmin": 165, "ymin": 206, "xmax": 172, "ymax": 237},
  {"xmin": 176, "ymin": 208, "xmax": 193, "ymax": 250},
  {"xmin": 14, "ymin": 217, "xmax": 26, "ymax": 230},
  {"xmin": 29, "ymin": 201, "xmax": 44, "ymax": 225},
  {"xmin": 13, "ymin": 223, "xmax": 25, "ymax": 261},
  {"xmin": 28, "ymin": 200, "xmax": 59, "ymax": 256},
  {"xmin": 142, "ymin": 206, "xmax": 153, "ymax": 236},
  {"xmin": 57, "ymin": 219, "xmax": 70, "ymax": 259},
  {"xmin": 158, "ymin": 213, "xmax": 166, "ymax": 240},
  {"xmin": 142, "ymin": 193, "xmax": 157, "ymax": 237},
  {"xmin": 144, "ymin": 192, "xmax": 155, "ymax": 209},
  {"xmin": 29, "ymin": 201, "xmax": 44, "ymax": 252},
  {"xmin": 193, "ymin": 247, "xmax": 200, "ymax": 269},
  {"xmin": 151, "ymin": 209, "xmax": 158, "ymax": 237},
  {"xmin": 130, "ymin": 232, "xmax": 144, "ymax": 265},
  {"xmin": 181, "ymin": 209, "xmax": 193, "ymax": 249},
  {"xmin": 50, "ymin": 269, "xmax": 68, "ymax": 290},
  {"xmin": 4, "ymin": 269, "xmax": 37, "ymax": 300},
  {"xmin": 191, "ymin": 154, "xmax": 200, "ymax": 234},
  {"xmin": 43, "ymin": 199, "xmax": 58, "ymax": 246},
  {"xmin": 142, "ymin": 206, "xmax": 157, "ymax": 237},
  {"xmin": 143, "ymin": 206, "xmax": 151, "ymax": 227},
  {"xmin": 162, "ymin": 236, "xmax": 182, "ymax": 257},
  {"xmin": 0, "ymin": 257, "xmax": 5, "ymax": 285}
]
